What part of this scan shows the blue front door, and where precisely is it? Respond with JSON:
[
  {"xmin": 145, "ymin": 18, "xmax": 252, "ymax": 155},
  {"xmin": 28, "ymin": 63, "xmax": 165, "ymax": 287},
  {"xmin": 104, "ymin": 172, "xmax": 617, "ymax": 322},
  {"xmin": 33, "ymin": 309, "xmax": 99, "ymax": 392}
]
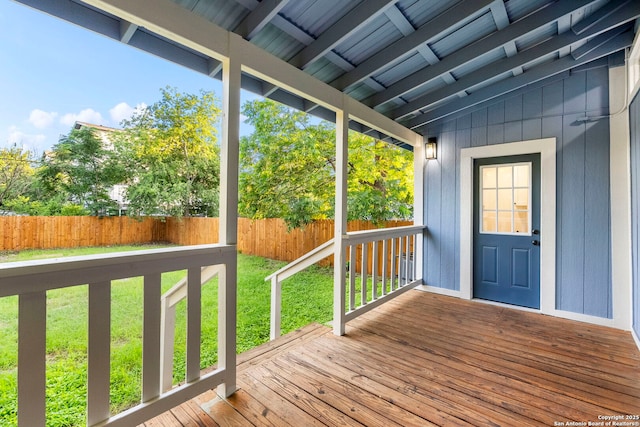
[{"xmin": 473, "ymin": 154, "xmax": 541, "ymax": 309}]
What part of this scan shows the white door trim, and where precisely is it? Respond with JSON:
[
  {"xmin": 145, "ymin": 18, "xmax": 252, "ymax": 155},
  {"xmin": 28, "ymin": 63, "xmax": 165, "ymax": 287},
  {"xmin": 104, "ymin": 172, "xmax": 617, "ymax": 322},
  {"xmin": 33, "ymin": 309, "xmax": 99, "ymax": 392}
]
[{"xmin": 459, "ymin": 138, "xmax": 557, "ymax": 315}]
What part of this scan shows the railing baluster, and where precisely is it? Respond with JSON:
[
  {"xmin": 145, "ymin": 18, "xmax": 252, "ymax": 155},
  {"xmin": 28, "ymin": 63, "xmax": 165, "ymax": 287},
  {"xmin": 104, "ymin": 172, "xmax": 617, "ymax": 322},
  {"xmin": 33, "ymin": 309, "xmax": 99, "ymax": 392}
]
[
  {"xmin": 143, "ymin": 273, "xmax": 162, "ymax": 402},
  {"xmin": 159, "ymin": 297, "xmax": 176, "ymax": 392},
  {"xmin": 381, "ymin": 239, "xmax": 388, "ymax": 295},
  {"xmin": 390, "ymin": 238, "xmax": 397, "ymax": 291},
  {"xmin": 361, "ymin": 242, "xmax": 368, "ymax": 306},
  {"xmin": 18, "ymin": 291, "xmax": 46, "ymax": 427},
  {"xmin": 186, "ymin": 267, "xmax": 201, "ymax": 383},
  {"xmin": 349, "ymin": 244, "xmax": 356, "ymax": 310},
  {"xmin": 404, "ymin": 236, "xmax": 410, "ymax": 285},
  {"xmin": 372, "ymin": 241, "xmax": 378, "ymax": 300},
  {"xmin": 88, "ymin": 281, "xmax": 111, "ymax": 426}
]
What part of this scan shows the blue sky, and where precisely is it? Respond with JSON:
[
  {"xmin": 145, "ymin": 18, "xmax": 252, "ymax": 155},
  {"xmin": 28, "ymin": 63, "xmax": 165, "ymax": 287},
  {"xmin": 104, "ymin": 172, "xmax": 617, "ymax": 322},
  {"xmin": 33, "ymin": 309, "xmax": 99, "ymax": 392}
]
[{"xmin": 0, "ymin": 1, "xmax": 258, "ymax": 155}]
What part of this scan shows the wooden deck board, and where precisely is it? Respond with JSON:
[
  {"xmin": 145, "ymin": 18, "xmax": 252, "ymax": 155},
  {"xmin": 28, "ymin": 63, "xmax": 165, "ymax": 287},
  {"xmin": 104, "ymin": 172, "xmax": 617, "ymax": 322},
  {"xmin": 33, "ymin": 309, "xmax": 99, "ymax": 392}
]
[{"xmin": 156, "ymin": 291, "xmax": 640, "ymax": 426}]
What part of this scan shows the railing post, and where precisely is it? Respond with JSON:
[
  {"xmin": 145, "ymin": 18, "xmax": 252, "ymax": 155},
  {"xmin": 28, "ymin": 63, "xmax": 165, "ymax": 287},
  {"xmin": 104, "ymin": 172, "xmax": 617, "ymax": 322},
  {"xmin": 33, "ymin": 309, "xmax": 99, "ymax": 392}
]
[
  {"xmin": 333, "ymin": 97, "xmax": 349, "ymax": 336},
  {"xmin": 159, "ymin": 297, "xmax": 176, "ymax": 393},
  {"xmin": 18, "ymin": 291, "xmax": 46, "ymax": 427},
  {"xmin": 270, "ymin": 276, "xmax": 282, "ymax": 340},
  {"xmin": 87, "ymin": 282, "xmax": 111, "ymax": 426}
]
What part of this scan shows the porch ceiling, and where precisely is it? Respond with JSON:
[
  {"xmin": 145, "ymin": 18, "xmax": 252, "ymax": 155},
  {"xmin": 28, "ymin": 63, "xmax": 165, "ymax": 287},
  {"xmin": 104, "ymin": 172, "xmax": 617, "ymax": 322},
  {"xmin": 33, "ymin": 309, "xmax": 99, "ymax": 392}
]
[{"xmin": 14, "ymin": 0, "xmax": 640, "ymax": 148}]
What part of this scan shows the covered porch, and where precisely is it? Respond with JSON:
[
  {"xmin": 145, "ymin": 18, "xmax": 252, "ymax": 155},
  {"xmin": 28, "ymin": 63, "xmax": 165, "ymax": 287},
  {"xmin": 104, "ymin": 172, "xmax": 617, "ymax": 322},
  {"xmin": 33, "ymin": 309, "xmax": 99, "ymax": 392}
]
[
  {"xmin": 147, "ymin": 290, "xmax": 640, "ymax": 426},
  {"xmin": 4, "ymin": 0, "xmax": 640, "ymax": 425}
]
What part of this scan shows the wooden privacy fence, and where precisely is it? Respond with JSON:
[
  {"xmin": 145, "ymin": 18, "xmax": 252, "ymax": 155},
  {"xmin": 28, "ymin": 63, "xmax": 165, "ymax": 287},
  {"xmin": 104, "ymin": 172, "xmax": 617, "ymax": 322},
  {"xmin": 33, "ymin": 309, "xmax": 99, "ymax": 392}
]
[{"xmin": 0, "ymin": 216, "xmax": 412, "ymax": 265}]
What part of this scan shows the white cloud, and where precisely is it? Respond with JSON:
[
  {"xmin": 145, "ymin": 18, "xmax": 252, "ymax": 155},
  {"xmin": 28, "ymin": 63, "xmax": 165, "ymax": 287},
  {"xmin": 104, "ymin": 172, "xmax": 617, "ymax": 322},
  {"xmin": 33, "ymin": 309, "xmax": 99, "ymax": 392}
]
[
  {"xmin": 60, "ymin": 108, "xmax": 104, "ymax": 127},
  {"xmin": 29, "ymin": 109, "xmax": 58, "ymax": 129},
  {"xmin": 6, "ymin": 125, "xmax": 46, "ymax": 152},
  {"xmin": 109, "ymin": 102, "xmax": 147, "ymax": 125}
]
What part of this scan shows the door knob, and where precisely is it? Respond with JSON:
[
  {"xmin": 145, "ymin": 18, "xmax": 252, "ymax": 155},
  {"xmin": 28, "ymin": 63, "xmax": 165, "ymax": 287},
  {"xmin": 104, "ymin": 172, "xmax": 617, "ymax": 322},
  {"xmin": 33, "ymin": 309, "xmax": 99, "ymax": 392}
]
[{"xmin": 532, "ymin": 240, "xmax": 540, "ymax": 246}]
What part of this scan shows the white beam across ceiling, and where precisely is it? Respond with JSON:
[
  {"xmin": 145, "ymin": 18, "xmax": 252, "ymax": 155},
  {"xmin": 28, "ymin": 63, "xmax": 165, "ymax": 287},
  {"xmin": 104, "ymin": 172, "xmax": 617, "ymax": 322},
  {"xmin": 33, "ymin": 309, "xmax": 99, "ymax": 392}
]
[
  {"xmin": 289, "ymin": 0, "xmax": 397, "ymax": 69},
  {"xmin": 119, "ymin": 20, "xmax": 137, "ymax": 43},
  {"xmin": 79, "ymin": 0, "xmax": 419, "ymax": 146},
  {"xmin": 331, "ymin": 0, "xmax": 494, "ymax": 91}
]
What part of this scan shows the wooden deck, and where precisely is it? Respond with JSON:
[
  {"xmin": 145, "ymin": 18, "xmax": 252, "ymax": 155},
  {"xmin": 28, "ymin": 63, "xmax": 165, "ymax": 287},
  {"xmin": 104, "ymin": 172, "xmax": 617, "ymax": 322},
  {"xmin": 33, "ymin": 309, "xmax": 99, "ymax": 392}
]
[{"xmin": 141, "ymin": 291, "xmax": 640, "ymax": 426}]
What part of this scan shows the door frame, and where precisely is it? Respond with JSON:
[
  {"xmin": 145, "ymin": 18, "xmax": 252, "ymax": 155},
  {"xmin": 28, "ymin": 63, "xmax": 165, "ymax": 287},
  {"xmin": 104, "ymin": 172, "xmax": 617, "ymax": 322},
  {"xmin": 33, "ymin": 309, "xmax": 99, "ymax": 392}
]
[{"xmin": 460, "ymin": 138, "xmax": 556, "ymax": 315}]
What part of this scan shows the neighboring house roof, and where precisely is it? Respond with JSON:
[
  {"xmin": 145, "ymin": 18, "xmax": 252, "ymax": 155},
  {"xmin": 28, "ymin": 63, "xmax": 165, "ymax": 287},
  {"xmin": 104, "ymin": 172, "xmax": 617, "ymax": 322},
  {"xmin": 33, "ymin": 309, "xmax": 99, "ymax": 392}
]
[{"xmin": 18, "ymin": 0, "xmax": 639, "ymax": 149}]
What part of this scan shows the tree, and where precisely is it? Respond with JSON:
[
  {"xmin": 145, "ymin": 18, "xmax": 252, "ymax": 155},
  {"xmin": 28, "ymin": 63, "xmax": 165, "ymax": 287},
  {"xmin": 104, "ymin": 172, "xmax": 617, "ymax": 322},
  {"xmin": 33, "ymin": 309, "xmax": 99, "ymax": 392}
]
[
  {"xmin": 37, "ymin": 128, "xmax": 124, "ymax": 215},
  {"xmin": 116, "ymin": 87, "xmax": 221, "ymax": 217},
  {"xmin": 239, "ymin": 99, "xmax": 413, "ymax": 229},
  {"xmin": 0, "ymin": 145, "xmax": 35, "ymax": 211}
]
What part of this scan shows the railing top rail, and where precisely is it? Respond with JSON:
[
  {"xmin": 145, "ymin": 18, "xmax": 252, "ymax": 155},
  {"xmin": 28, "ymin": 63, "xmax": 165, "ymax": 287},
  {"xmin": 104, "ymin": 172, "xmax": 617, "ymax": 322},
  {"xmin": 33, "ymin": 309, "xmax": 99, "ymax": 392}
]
[
  {"xmin": 344, "ymin": 225, "xmax": 426, "ymax": 244},
  {"xmin": 265, "ymin": 238, "xmax": 335, "ymax": 281},
  {"xmin": 0, "ymin": 244, "xmax": 235, "ymax": 298}
]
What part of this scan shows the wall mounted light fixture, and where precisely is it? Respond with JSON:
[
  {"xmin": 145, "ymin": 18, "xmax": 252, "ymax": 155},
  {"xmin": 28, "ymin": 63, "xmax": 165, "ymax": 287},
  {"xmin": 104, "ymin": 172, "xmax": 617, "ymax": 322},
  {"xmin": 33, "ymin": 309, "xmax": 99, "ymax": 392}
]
[{"xmin": 425, "ymin": 137, "xmax": 437, "ymax": 160}]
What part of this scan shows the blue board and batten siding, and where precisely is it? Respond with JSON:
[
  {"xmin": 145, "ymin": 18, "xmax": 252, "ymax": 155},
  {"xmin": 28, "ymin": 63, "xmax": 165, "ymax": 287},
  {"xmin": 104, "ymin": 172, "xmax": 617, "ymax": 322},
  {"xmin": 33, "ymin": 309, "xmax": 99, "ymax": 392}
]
[
  {"xmin": 424, "ymin": 65, "xmax": 612, "ymax": 319},
  {"xmin": 631, "ymin": 91, "xmax": 640, "ymax": 337}
]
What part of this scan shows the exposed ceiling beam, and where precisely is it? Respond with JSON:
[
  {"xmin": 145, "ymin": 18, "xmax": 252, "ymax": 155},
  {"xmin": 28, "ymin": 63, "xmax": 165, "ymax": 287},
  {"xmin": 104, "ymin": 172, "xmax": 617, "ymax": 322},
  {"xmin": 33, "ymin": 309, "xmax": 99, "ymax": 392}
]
[
  {"xmin": 289, "ymin": 0, "xmax": 397, "ymax": 69},
  {"xmin": 330, "ymin": 0, "xmax": 494, "ymax": 91},
  {"xmin": 119, "ymin": 20, "xmax": 137, "ymax": 43},
  {"xmin": 363, "ymin": 0, "xmax": 599, "ymax": 109},
  {"xmin": 234, "ymin": 0, "xmax": 290, "ymax": 40},
  {"xmin": 572, "ymin": 0, "xmax": 631, "ymax": 35},
  {"xmin": 385, "ymin": 5, "xmax": 456, "ymax": 85},
  {"xmin": 407, "ymin": 30, "xmax": 635, "ymax": 128},
  {"xmin": 391, "ymin": 9, "xmax": 638, "ymax": 120}
]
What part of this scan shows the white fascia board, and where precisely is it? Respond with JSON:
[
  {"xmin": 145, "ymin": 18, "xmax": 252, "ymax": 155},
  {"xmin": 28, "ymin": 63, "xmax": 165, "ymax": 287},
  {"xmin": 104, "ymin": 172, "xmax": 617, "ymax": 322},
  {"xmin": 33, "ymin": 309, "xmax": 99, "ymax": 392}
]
[
  {"xmin": 81, "ymin": 0, "xmax": 420, "ymax": 147},
  {"xmin": 82, "ymin": 0, "xmax": 230, "ymax": 61}
]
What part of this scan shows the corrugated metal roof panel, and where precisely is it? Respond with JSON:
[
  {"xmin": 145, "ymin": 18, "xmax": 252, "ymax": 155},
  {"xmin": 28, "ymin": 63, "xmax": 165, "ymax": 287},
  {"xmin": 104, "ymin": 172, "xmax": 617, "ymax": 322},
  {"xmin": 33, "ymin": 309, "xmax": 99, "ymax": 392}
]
[
  {"xmin": 451, "ymin": 48, "xmax": 506, "ymax": 80},
  {"xmin": 252, "ymin": 23, "xmax": 303, "ymax": 61},
  {"xmin": 185, "ymin": 0, "xmax": 248, "ymax": 30},
  {"xmin": 401, "ymin": 76, "xmax": 449, "ymax": 102},
  {"xmin": 430, "ymin": 11, "xmax": 497, "ymax": 58},
  {"xmin": 521, "ymin": 51, "xmax": 558, "ymax": 72},
  {"xmin": 398, "ymin": 0, "xmax": 462, "ymax": 29},
  {"xmin": 347, "ymin": 81, "xmax": 378, "ymax": 101},
  {"xmin": 306, "ymin": 57, "xmax": 345, "ymax": 83},
  {"xmin": 504, "ymin": 0, "xmax": 553, "ymax": 22},
  {"xmin": 514, "ymin": 22, "xmax": 557, "ymax": 51},
  {"xmin": 280, "ymin": 0, "xmax": 361, "ymax": 37},
  {"xmin": 374, "ymin": 52, "xmax": 429, "ymax": 86},
  {"xmin": 336, "ymin": 14, "xmax": 403, "ymax": 65},
  {"xmin": 465, "ymin": 70, "xmax": 513, "ymax": 93}
]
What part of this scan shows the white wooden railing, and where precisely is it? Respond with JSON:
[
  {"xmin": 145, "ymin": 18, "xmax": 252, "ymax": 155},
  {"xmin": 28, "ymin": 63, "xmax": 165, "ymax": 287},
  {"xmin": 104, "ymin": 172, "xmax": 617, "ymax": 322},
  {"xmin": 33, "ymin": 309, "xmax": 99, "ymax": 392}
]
[
  {"xmin": 0, "ymin": 244, "xmax": 237, "ymax": 427},
  {"xmin": 266, "ymin": 225, "xmax": 425, "ymax": 338},
  {"xmin": 340, "ymin": 225, "xmax": 424, "ymax": 324}
]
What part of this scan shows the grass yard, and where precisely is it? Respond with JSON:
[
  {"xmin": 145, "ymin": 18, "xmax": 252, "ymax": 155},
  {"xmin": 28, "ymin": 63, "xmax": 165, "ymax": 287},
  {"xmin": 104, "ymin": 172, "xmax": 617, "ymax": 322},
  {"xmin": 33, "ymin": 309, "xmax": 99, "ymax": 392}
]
[{"xmin": 0, "ymin": 245, "xmax": 334, "ymax": 427}]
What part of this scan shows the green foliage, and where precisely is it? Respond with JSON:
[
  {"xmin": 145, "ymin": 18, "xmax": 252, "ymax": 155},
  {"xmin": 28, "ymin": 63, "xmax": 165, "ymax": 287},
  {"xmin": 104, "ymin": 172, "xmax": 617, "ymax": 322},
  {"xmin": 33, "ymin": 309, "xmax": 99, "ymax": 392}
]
[
  {"xmin": 240, "ymin": 100, "xmax": 335, "ymax": 228},
  {"xmin": 0, "ymin": 145, "xmax": 36, "ymax": 210},
  {"xmin": 37, "ymin": 127, "xmax": 126, "ymax": 216},
  {"xmin": 239, "ymin": 99, "xmax": 414, "ymax": 229},
  {"xmin": 2, "ymin": 195, "xmax": 87, "ymax": 216},
  {"xmin": 116, "ymin": 87, "xmax": 221, "ymax": 217}
]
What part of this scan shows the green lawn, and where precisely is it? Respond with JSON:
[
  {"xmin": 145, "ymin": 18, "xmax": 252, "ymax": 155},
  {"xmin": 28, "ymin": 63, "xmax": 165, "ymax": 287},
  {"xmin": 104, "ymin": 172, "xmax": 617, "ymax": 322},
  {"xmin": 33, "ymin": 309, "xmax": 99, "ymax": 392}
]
[{"xmin": 0, "ymin": 245, "xmax": 334, "ymax": 426}]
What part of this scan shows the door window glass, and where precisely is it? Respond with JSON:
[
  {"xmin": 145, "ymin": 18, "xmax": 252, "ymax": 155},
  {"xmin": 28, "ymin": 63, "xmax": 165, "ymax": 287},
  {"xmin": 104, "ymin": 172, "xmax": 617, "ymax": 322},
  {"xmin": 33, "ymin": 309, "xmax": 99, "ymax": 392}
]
[{"xmin": 480, "ymin": 162, "xmax": 531, "ymax": 235}]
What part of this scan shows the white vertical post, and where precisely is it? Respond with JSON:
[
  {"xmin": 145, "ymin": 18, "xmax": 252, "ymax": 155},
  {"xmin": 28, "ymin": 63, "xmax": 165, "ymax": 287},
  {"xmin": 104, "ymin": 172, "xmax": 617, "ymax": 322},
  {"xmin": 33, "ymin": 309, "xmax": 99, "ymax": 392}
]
[
  {"xmin": 87, "ymin": 282, "xmax": 111, "ymax": 426},
  {"xmin": 349, "ymin": 245, "xmax": 356, "ymax": 310},
  {"xmin": 270, "ymin": 277, "xmax": 281, "ymax": 340},
  {"xmin": 159, "ymin": 298, "xmax": 176, "ymax": 392},
  {"xmin": 381, "ymin": 239, "xmax": 388, "ymax": 295},
  {"xmin": 390, "ymin": 238, "xmax": 397, "ymax": 290},
  {"xmin": 18, "ymin": 291, "xmax": 46, "ymax": 427},
  {"xmin": 361, "ymin": 243, "xmax": 368, "ymax": 306},
  {"xmin": 142, "ymin": 273, "xmax": 161, "ymax": 402},
  {"xmin": 186, "ymin": 267, "xmax": 201, "ymax": 383},
  {"xmin": 414, "ymin": 137, "xmax": 425, "ymax": 282},
  {"xmin": 372, "ymin": 241, "xmax": 379, "ymax": 300},
  {"xmin": 333, "ymin": 96, "xmax": 349, "ymax": 336},
  {"xmin": 218, "ymin": 33, "xmax": 241, "ymax": 397}
]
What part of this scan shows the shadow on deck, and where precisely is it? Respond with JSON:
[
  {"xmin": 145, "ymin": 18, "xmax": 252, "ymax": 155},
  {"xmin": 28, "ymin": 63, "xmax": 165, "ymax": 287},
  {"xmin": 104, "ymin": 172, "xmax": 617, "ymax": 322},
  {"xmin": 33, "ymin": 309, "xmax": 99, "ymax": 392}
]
[{"xmin": 141, "ymin": 291, "xmax": 640, "ymax": 426}]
